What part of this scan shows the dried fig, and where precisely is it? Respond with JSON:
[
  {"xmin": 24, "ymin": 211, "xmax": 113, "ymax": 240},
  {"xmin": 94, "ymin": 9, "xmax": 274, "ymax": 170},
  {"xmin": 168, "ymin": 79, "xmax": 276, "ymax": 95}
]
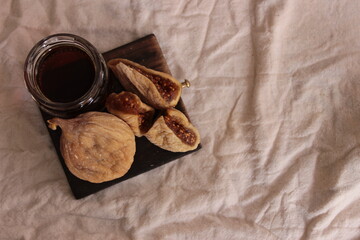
[
  {"xmin": 106, "ymin": 91, "xmax": 155, "ymax": 137},
  {"xmin": 145, "ymin": 108, "xmax": 200, "ymax": 152},
  {"xmin": 47, "ymin": 112, "xmax": 136, "ymax": 183},
  {"xmin": 107, "ymin": 58, "xmax": 182, "ymax": 109}
]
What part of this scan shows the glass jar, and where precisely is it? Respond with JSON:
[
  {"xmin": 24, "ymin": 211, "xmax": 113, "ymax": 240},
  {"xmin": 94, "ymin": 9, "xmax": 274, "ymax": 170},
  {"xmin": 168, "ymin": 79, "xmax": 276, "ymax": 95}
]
[{"xmin": 24, "ymin": 33, "xmax": 108, "ymax": 118}]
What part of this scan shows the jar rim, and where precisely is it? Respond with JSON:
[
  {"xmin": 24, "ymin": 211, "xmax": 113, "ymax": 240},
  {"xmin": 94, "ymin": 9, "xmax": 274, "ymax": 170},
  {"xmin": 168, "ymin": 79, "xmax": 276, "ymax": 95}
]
[{"xmin": 24, "ymin": 33, "xmax": 108, "ymax": 114}]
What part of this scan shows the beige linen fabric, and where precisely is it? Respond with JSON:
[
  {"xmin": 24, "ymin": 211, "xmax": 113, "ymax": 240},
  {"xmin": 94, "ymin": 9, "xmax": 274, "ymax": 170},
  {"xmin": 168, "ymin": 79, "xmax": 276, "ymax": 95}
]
[{"xmin": 1, "ymin": 0, "xmax": 360, "ymax": 239}]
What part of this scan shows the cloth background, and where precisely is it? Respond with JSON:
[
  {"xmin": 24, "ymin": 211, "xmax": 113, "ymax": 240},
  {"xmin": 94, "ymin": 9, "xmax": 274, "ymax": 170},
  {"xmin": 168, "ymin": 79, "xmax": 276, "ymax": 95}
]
[{"xmin": 1, "ymin": 0, "xmax": 360, "ymax": 239}]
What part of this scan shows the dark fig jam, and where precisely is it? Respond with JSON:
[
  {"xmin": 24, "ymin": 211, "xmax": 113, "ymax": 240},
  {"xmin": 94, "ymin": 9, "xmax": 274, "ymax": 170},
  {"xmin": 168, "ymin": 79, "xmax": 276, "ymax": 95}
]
[
  {"xmin": 24, "ymin": 33, "xmax": 108, "ymax": 117},
  {"xmin": 37, "ymin": 46, "xmax": 95, "ymax": 103}
]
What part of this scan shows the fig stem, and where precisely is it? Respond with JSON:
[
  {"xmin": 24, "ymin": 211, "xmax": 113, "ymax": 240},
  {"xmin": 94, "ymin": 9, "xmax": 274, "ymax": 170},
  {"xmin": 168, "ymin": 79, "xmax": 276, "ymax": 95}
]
[
  {"xmin": 181, "ymin": 79, "xmax": 191, "ymax": 88},
  {"xmin": 47, "ymin": 119, "xmax": 58, "ymax": 130}
]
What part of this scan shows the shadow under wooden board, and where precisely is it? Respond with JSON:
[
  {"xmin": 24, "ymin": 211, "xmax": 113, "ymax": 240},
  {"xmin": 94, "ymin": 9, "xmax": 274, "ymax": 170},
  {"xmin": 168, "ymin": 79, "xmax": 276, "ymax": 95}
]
[{"xmin": 41, "ymin": 34, "xmax": 202, "ymax": 199}]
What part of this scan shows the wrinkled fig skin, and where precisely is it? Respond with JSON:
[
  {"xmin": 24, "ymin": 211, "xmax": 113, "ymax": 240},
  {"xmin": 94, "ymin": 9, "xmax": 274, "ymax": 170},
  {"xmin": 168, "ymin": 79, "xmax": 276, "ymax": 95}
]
[
  {"xmin": 106, "ymin": 91, "xmax": 155, "ymax": 137},
  {"xmin": 47, "ymin": 112, "xmax": 136, "ymax": 183},
  {"xmin": 145, "ymin": 108, "xmax": 200, "ymax": 152},
  {"xmin": 107, "ymin": 58, "xmax": 182, "ymax": 109}
]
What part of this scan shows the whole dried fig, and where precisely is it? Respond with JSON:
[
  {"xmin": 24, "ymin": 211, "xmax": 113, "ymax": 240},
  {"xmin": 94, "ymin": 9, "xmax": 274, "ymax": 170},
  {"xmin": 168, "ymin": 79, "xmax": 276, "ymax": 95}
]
[
  {"xmin": 145, "ymin": 108, "xmax": 200, "ymax": 152},
  {"xmin": 47, "ymin": 112, "xmax": 136, "ymax": 183},
  {"xmin": 107, "ymin": 58, "xmax": 182, "ymax": 109},
  {"xmin": 106, "ymin": 91, "xmax": 155, "ymax": 137}
]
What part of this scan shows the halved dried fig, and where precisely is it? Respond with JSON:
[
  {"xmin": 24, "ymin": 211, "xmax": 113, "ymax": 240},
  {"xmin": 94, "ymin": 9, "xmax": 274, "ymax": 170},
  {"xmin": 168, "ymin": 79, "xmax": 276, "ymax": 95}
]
[
  {"xmin": 47, "ymin": 112, "xmax": 136, "ymax": 183},
  {"xmin": 106, "ymin": 91, "xmax": 155, "ymax": 137},
  {"xmin": 107, "ymin": 58, "xmax": 182, "ymax": 109},
  {"xmin": 145, "ymin": 108, "xmax": 200, "ymax": 152}
]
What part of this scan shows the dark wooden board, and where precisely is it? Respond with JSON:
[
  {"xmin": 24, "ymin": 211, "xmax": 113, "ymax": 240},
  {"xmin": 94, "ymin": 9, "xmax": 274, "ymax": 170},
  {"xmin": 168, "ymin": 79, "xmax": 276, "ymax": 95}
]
[{"xmin": 41, "ymin": 34, "xmax": 201, "ymax": 199}]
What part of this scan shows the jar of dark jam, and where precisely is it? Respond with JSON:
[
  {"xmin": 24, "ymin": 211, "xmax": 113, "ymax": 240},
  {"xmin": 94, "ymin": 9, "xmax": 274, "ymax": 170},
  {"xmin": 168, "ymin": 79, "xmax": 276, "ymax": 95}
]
[{"xmin": 24, "ymin": 33, "xmax": 108, "ymax": 118}]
